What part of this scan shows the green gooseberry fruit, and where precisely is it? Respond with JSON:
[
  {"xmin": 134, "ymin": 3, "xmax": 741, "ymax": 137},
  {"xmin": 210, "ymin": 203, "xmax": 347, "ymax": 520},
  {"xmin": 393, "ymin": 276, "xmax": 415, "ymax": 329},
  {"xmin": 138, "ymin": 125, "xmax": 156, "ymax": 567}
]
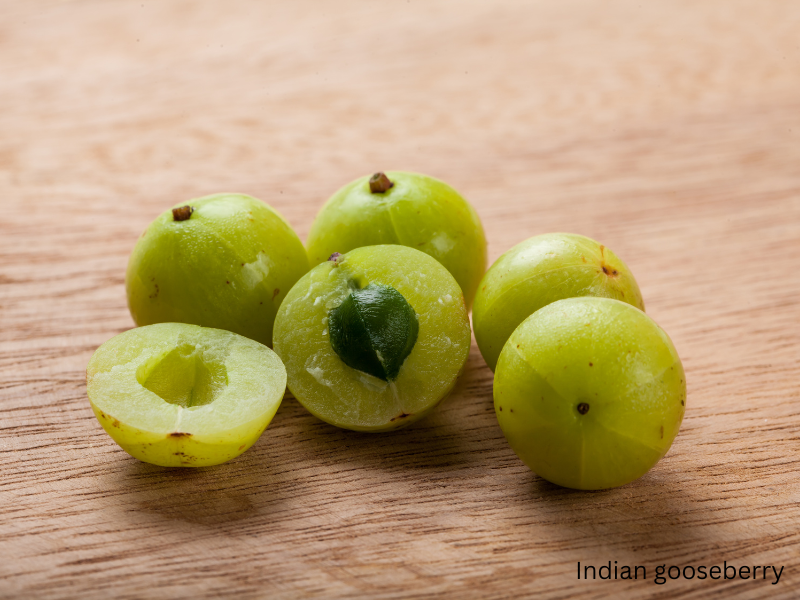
[
  {"xmin": 86, "ymin": 323, "xmax": 287, "ymax": 467},
  {"xmin": 273, "ymin": 245, "xmax": 471, "ymax": 432},
  {"xmin": 126, "ymin": 193, "xmax": 309, "ymax": 347},
  {"xmin": 305, "ymin": 171, "xmax": 487, "ymax": 308},
  {"xmin": 473, "ymin": 233, "xmax": 644, "ymax": 371},
  {"xmin": 494, "ymin": 297, "xmax": 686, "ymax": 490}
]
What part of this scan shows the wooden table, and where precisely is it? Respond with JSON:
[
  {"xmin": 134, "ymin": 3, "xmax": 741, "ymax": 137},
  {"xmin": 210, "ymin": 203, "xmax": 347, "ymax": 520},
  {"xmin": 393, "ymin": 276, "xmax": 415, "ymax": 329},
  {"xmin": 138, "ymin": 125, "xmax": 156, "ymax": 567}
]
[{"xmin": 1, "ymin": 1, "xmax": 799, "ymax": 598}]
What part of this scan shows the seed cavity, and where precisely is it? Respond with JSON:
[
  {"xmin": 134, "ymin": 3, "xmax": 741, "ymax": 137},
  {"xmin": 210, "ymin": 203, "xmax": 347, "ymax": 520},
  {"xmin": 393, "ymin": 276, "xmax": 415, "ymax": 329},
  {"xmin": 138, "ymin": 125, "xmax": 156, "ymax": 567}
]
[{"xmin": 137, "ymin": 343, "xmax": 227, "ymax": 408}]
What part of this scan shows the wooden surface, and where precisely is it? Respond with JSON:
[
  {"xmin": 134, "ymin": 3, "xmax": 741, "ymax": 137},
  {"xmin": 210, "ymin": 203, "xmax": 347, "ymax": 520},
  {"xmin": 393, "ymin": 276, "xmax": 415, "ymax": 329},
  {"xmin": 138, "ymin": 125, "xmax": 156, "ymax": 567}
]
[{"xmin": 1, "ymin": 1, "xmax": 799, "ymax": 598}]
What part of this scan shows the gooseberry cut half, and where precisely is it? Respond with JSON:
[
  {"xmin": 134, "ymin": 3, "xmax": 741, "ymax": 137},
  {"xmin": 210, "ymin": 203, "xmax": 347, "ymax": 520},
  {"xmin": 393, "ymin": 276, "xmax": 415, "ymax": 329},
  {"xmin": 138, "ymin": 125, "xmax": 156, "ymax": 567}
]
[{"xmin": 86, "ymin": 323, "xmax": 287, "ymax": 467}]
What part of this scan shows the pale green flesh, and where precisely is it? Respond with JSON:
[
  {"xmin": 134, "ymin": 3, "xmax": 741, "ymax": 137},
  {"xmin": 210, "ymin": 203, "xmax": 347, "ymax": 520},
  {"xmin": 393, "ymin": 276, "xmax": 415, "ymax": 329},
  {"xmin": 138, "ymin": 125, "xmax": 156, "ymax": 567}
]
[
  {"xmin": 87, "ymin": 323, "xmax": 287, "ymax": 467},
  {"xmin": 494, "ymin": 297, "xmax": 685, "ymax": 490},
  {"xmin": 474, "ymin": 233, "xmax": 644, "ymax": 371},
  {"xmin": 126, "ymin": 193, "xmax": 309, "ymax": 347},
  {"xmin": 305, "ymin": 172, "xmax": 487, "ymax": 308},
  {"xmin": 273, "ymin": 245, "xmax": 471, "ymax": 432}
]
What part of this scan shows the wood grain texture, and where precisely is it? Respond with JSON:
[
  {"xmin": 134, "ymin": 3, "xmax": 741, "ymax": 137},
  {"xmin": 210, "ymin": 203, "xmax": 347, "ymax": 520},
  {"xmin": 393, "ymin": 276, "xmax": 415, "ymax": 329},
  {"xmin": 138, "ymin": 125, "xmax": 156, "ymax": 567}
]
[{"xmin": 1, "ymin": 1, "xmax": 799, "ymax": 598}]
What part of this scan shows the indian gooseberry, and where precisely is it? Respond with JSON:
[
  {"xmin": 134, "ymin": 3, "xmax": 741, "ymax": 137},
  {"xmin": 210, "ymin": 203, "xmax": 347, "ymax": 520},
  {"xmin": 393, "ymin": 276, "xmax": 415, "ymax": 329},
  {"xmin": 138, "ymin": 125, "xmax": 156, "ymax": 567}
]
[
  {"xmin": 273, "ymin": 245, "xmax": 471, "ymax": 432},
  {"xmin": 305, "ymin": 171, "xmax": 487, "ymax": 308},
  {"xmin": 86, "ymin": 323, "xmax": 287, "ymax": 467},
  {"xmin": 473, "ymin": 233, "xmax": 644, "ymax": 371},
  {"xmin": 126, "ymin": 193, "xmax": 309, "ymax": 348},
  {"xmin": 494, "ymin": 297, "xmax": 686, "ymax": 490}
]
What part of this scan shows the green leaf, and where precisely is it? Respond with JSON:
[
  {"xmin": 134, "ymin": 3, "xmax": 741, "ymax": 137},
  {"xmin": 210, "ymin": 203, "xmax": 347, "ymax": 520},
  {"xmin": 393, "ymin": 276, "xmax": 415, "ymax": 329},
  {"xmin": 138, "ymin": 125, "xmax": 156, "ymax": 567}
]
[{"xmin": 328, "ymin": 283, "xmax": 419, "ymax": 381}]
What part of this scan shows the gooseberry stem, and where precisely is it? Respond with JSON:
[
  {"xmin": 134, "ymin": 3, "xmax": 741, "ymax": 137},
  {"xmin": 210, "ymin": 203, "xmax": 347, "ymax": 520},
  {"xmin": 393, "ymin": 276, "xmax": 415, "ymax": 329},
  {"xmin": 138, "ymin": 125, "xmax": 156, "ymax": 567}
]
[
  {"xmin": 369, "ymin": 172, "xmax": 394, "ymax": 194},
  {"xmin": 172, "ymin": 206, "xmax": 194, "ymax": 221}
]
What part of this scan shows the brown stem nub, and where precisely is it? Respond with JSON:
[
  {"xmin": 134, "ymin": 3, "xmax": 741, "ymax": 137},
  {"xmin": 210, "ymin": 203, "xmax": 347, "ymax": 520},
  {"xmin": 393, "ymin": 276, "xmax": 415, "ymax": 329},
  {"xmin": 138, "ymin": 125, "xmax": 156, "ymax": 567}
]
[
  {"xmin": 369, "ymin": 172, "xmax": 394, "ymax": 194},
  {"xmin": 172, "ymin": 206, "xmax": 194, "ymax": 221},
  {"xmin": 577, "ymin": 402, "xmax": 590, "ymax": 415}
]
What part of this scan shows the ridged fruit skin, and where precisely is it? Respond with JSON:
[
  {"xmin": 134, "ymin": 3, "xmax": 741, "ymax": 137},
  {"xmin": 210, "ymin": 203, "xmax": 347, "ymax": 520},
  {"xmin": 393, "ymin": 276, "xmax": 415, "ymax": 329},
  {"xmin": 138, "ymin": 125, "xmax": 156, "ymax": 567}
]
[
  {"xmin": 306, "ymin": 172, "xmax": 487, "ymax": 308},
  {"xmin": 473, "ymin": 233, "xmax": 644, "ymax": 371},
  {"xmin": 86, "ymin": 323, "xmax": 287, "ymax": 467},
  {"xmin": 273, "ymin": 245, "xmax": 471, "ymax": 432},
  {"xmin": 494, "ymin": 297, "xmax": 685, "ymax": 490},
  {"xmin": 126, "ymin": 193, "xmax": 309, "ymax": 348}
]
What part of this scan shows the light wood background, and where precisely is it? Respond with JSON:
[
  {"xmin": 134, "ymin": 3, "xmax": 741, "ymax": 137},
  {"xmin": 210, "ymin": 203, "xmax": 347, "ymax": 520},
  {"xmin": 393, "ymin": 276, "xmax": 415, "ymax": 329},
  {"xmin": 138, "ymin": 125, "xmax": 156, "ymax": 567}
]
[{"xmin": 1, "ymin": 1, "xmax": 799, "ymax": 598}]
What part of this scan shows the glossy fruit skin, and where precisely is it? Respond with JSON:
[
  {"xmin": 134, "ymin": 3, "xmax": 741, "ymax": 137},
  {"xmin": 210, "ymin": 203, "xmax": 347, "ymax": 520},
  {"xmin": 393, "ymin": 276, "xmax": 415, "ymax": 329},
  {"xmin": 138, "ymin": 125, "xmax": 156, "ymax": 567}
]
[
  {"xmin": 473, "ymin": 233, "xmax": 644, "ymax": 371},
  {"xmin": 86, "ymin": 323, "xmax": 287, "ymax": 467},
  {"xmin": 306, "ymin": 171, "xmax": 487, "ymax": 308},
  {"xmin": 273, "ymin": 245, "xmax": 471, "ymax": 432},
  {"xmin": 494, "ymin": 297, "xmax": 685, "ymax": 490},
  {"xmin": 126, "ymin": 193, "xmax": 309, "ymax": 348}
]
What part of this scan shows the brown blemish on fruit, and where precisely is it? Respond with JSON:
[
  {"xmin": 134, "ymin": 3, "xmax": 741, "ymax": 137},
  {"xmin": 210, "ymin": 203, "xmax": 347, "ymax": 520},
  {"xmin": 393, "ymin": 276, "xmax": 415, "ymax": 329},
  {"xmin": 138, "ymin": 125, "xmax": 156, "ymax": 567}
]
[
  {"xmin": 172, "ymin": 206, "xmax": 194, "ymax": 221},
  {"xmin": 112, "ymin": 419, "xmax": 121, "ymax": 429},
  {"xmin": 681, "ymin": 400, "xmax": 685, "ymax": 406},
  {"xmin": 660, "ymin": 425, "xmax": 664, "ymax": 439},
  {"xmin": 169, "ymin": 432, "xmax": 192, "ymax": 438},
  {"xmin": 589, "ymin": 362, "xmax": 593, "ymax": 366},
  {"xmin": 581, "ymin": 255, "xmax": 587, "ymax": 263},
  {"xmin": 369, "ymin": 172, "xmax": 394, "ymax": 193},
  {"xmin": 272, "ymin": 288, "xmax": 280, "ymax": 299},
  {"xmin": 498, "ymin": 406, "xmax": 502, "ymax": 411},
  {"xmin": 238, "ymin": 445, "xmax": 245, "ymax": 450},
  {"xmin": 149, "ymin": 283, "xmax": 159, "ymax": 299},
  {"xmin": 601, "ymin": 264, "xmax": 620, "ymax": 277},
  {"xmin": 226, "ymin": 280, "xmax": 230, "ymax": 284},
  {"xmin": 509, "ymin": 408, "xmax": 513, "ymax": 413},
  {"xmin": 390, "ymin": 412, "xmax": 411, "ymax": 422},
  {"xmin": 577, "ymin": 402, "xmax": 590, "ymax": 415}
]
